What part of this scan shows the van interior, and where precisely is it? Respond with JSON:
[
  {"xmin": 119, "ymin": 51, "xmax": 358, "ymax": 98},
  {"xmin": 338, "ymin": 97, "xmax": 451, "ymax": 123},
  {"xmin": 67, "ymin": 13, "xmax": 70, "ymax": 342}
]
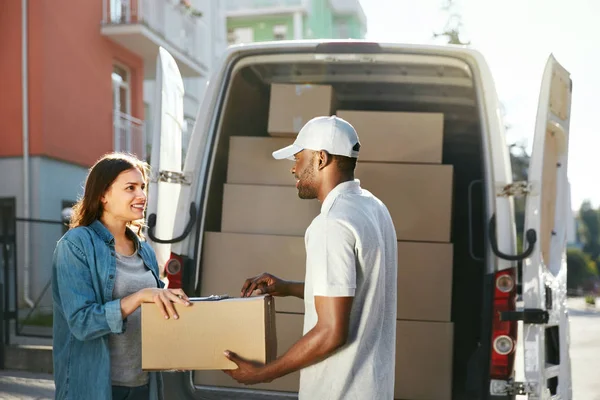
[{"xmin": 195, "ymin": 52, "xmax": 491, "ymax": 400}]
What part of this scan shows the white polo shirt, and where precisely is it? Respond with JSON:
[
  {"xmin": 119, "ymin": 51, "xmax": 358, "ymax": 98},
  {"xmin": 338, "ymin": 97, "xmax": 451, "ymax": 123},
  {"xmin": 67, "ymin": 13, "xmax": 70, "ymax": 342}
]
[{"xmin": 300, "ymin": 179, "xmax": 398, "ymax": 400}]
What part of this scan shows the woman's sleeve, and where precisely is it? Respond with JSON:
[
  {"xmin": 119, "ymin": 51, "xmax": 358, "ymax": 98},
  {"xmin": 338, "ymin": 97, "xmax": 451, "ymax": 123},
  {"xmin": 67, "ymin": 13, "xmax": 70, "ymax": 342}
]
[{"xmin": 53, "ymin": 239, "xmax": 125, "ymax": 341}]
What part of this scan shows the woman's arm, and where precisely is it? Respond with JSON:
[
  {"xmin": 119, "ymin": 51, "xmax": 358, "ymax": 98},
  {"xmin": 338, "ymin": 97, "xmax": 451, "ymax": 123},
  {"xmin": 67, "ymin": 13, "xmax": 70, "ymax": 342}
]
[{"xmin": 53, "ymin": 239, "xmax": 125, "ymax": 341}]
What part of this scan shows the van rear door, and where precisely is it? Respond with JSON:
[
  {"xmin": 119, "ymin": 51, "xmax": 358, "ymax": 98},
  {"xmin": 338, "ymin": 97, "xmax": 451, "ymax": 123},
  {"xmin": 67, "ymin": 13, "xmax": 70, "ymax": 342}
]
[
  {"xmin": 146, "ymin": 48, "xmax": 185, "ymax": 275},
  {"xmin": 519, "ymin": 55, "xmax": 573, "ymax": 399}
]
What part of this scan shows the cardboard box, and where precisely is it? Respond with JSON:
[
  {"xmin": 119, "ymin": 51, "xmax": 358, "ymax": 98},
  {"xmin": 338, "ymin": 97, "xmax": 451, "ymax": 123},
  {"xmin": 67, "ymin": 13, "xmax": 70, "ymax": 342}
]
[
  {"xmin": 395, "ymin": 320, "xmax": 453, "ymax": 400},
  {"xmin": 356, "ymin": 163, "xmax": 453, "ymax": 242},
  {"xmin": 397, "ymin": 242, "xmax": 453, "ymax": 322},
  {"xmin": 141, "ymin": 296, "xmax": 277, "ymax": 371},
  {"xmin": 221, "ymin": 184, "xmax": 320, "ymax": 236},
  {"xmin": 194, "ymin": 313, "xmax": 303, "ymax": 393},
  {"xmin": 337, "ymin": 110, "xmax": 444, "ymax": 163},
  {"xmin": 227, "ymin": 136, "xmax": 295, "ymax": 186},
  {"xmin": 201, "ymin": 232, "xmax": 306, "ymax": 313},
  {"xmin": 268, "ymin": 84, "xmax": 335, "ymax": 136}
]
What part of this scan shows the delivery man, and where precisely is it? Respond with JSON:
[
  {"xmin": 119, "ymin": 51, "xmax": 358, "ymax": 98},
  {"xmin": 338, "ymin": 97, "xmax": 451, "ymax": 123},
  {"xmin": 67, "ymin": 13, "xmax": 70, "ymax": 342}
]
[{"xmin": 223, "ymin": 116, "xmax": 398, "ymax": 400}]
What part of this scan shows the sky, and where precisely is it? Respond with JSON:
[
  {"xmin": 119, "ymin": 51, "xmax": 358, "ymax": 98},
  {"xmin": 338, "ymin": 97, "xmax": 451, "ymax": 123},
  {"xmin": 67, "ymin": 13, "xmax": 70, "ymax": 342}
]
[{"xmin": 361, "ymin": 0, "xmax": 600, "ymax": 211}]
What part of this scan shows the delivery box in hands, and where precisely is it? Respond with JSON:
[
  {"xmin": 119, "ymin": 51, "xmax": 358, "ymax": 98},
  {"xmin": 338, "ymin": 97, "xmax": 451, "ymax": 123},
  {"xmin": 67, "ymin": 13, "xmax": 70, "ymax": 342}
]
[{"xmin": 141, "ymin": 295, "xmax": 277, "ymax": 371}]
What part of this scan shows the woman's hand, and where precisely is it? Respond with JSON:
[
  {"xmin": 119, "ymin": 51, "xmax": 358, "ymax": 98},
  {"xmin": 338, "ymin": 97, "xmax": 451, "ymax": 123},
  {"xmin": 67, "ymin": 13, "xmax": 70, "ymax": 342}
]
[{"xmin": 138, "ymin": 288, "xmax": 191, "ymax": 320}]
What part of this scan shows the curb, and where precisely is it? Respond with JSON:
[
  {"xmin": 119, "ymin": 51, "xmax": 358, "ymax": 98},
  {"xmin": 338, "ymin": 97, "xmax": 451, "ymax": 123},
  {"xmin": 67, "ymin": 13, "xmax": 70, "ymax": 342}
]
[{"xmin": 4, "ymin": 345, "xmax": 53, "ymax": 374}]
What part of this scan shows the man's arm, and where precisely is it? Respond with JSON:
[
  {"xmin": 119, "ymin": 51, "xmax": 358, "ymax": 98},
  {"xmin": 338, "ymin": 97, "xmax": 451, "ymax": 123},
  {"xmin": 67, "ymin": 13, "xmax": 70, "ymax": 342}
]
[
  {"xmin": 241, "ymin": 273, "xmax": 305, "ymax": 299},
  {"xmin": 283, "ymin": 281, "xmax": 305, "ymax": 299},
  {"xmin": 225, "ymin": 295, "xmax": 353, "ymax": 384}
]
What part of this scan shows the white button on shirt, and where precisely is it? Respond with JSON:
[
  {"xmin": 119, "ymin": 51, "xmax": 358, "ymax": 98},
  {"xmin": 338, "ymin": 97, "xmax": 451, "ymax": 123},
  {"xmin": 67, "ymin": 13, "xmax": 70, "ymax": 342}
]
[{"xmin": 300, "ymin": 179, "xmax": 398, "ymax": 400}]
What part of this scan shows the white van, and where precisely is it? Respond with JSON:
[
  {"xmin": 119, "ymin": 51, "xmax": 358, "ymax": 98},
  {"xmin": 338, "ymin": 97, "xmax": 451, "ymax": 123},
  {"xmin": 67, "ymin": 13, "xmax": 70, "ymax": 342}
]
[{"xmin": 146, "ymin": 41, "xmax": 573, "ymax": 400}]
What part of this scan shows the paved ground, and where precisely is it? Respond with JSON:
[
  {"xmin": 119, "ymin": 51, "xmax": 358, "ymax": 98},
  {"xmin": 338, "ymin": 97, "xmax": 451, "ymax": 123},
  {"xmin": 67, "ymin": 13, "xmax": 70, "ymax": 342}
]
[
  {"xmin": 1, "ymin": 297, "xmax": 599, "ymax": 399},
  {"xmin": 0, "ymin": 370, "xmax": 54, "ymax": 400},
  {"xmin": 565, "ymin": 297, "xmax": 600, "ymax": 399}
]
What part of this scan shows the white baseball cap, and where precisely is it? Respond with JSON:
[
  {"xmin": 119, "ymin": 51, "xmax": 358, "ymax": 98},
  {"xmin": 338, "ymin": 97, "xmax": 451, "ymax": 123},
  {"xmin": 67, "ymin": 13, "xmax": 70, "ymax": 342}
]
[{"xmin": 272, "ymin": 116, "xmax": 361, "ymax": 160}]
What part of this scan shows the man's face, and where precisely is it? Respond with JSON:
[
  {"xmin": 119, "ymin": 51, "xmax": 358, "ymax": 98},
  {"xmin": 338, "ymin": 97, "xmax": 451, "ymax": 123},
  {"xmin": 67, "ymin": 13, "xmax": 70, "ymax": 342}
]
[{"xmin": 292, "ymin": 150, "xmax": 318, "ymax": 199}]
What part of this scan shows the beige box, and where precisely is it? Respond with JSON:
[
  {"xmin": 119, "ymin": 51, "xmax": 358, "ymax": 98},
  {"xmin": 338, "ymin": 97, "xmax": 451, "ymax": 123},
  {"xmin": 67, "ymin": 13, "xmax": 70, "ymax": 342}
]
[
  {"xmin": 395, "ymin": 320, "xmax": 454, "ymax": 400},
  {"xmin": 227, "ymin": 136, "xmax": 295, "ymax": 186},
  {"xmin": 357, "ymin": 163, "xmax": 453, "ymax": 242},
  {"xmin": 268, "ymin": 84, "xmax": 335, "ymax": 136},
  {"xmin": 337, "ymin": 110, "xmax": 444, "ymax": 163},
  {"xmin": 221, "ymin": 184, "xmax": 320, "ymax": 236},
  {"xmin": 141, "ymin": 296, "xmax": 276, "ymax": 371},
  {"xmin": 200, "ymin": 232, "xmax": 306, "ymax": 313},
  {"xmin": 397, "ymin": 242, "xmax": 453, "ymax": 322},
  {"xmin": 194, "ymin": 313, "xmax": 303, "ymax": 393}
]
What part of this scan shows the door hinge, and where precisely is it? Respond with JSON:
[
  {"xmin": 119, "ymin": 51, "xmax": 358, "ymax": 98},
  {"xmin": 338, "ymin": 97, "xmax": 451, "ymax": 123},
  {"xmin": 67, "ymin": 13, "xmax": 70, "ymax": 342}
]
[
  {"xmin": 500, "ymin": 308, "xmax": 550, "ymax": 324},
  {"xmin": 150, "ymin": 171, "xmax": 191, "ymax": 185},
  {"xmin": 496, "ymin": 181, "xmax": 532, "ymax": 198},
  {"xmin": 490, "ymin": 379, "xmax": 537, "ymax": 396}
]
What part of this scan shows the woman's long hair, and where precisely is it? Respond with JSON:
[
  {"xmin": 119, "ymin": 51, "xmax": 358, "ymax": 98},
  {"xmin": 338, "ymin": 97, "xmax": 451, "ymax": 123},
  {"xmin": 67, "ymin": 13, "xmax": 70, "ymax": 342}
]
[{"xmin": 69, "ymin": 153, "xmax": 150, "ymax": 238}]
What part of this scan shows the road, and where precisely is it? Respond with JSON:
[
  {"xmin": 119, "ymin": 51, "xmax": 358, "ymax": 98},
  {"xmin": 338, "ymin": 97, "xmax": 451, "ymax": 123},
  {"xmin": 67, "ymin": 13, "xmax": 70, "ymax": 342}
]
[
  {"xmin": 1, "ymin": 298, "xmax": 599, "ymax": 399},
  {"xmin": 567, "ymin": 298, "xmax": 600, "ymax": 399}
]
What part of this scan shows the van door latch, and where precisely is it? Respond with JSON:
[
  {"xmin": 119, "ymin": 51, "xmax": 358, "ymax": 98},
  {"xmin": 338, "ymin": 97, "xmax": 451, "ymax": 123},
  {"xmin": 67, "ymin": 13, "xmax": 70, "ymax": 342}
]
[
  {"xmin": 495, "ymin": 181, "xmax": 532, "ymax": 197},
  {"xmin": 490, "ymin": 379, "xmax": 537, "ymax": 395},
  {"xmin": 500, "ymin": 308, "xmax": 549, "ymax": 324}
]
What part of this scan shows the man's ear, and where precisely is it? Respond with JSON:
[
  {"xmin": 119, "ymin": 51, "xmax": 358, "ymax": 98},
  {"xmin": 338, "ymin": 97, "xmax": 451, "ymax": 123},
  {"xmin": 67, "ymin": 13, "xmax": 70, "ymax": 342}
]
[{"xmin": 317, "ymin": 151, "xmax": 331, "ymax": 171}]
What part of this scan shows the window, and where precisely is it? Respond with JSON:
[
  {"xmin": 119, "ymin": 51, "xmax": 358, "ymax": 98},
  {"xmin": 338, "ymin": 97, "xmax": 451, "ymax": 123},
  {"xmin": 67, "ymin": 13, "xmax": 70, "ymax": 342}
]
[
  {"xmin": 273, "ymin": 24, "xmax": 288, "ymax": 41},
  {"xmin": 112, "ymin": 64, "xmax": 131, "ymax": 115},
  {"xmin": 110, "ymin": 0, "xmax": 129, "ymax": 23},
  {"xmin": 112, "ymin": 63, "xmax": 138, "ymax": 154},
  {"xmin": 227, "ymin": 27, "xmax": 254, "ymax": 45}
]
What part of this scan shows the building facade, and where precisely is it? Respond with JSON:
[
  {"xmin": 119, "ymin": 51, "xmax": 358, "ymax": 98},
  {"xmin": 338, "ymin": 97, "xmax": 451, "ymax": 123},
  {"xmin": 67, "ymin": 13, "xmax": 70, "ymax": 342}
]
[
  {"xmin": 225, "ymin": 0, "xmax": 367, "ymax": 45},
  {"xmin": 0, "ymin": 0, "xmax": 225, "ymax": 313}
]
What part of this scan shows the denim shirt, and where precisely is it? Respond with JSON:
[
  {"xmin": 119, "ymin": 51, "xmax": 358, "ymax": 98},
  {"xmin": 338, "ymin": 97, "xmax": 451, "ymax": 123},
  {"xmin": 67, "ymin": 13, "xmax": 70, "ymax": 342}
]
[{"xmin": 52, "ymin": 220, "xmax": 164, "ymax": 400}]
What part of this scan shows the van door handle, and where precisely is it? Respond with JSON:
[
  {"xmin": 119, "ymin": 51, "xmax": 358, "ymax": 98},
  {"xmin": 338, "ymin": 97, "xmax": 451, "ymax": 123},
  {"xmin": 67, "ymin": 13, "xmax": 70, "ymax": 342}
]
[
  {"xmin": 148, "ymin": 202, "xmax": 197, "ymax": 244},
  {"xmin": 489, "ymin": 213, "xmax": 536, "ymax": 261}
]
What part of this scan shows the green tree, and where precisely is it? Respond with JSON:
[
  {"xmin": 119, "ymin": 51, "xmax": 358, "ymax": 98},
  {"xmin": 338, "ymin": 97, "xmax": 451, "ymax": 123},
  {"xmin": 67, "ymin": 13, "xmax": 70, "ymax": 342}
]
[
  {"xmin": 566, "ymin": 249, "xmax": 599, "ymax": 290},
  {"xmin": 433, "ymin": 0, "xmax": 471, "ymax": 45},
  {"xmin": 579, "ymin": 201, "xmax": 600, "ymax": 261}
]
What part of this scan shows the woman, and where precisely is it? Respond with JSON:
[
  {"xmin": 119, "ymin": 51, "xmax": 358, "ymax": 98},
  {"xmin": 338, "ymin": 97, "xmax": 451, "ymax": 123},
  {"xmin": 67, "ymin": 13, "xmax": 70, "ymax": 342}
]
[{"xmin": 52, "ymin": 153, "xmax": 190, "ymax": 400}]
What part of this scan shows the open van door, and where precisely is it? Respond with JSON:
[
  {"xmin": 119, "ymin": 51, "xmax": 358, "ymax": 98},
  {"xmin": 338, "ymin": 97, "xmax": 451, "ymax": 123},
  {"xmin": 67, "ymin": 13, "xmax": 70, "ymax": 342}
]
[
  {"xmin": 518, "ymin": 55, "xmax": 573, "ymax": 399},
  {"xmin": 146, "ymin": 47, "xmax": 185, "ymax": 278}
]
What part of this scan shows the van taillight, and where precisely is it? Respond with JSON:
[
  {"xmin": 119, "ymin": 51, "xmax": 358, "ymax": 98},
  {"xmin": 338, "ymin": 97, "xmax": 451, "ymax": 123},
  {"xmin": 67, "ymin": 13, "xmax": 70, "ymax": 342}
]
[
  {"xmin": 490, "ymin": 268, "xmax": 517, "ymax": 379},
  {"xmin": 165, "ymin": 253, "xmax": 183, "ymax": 289}
]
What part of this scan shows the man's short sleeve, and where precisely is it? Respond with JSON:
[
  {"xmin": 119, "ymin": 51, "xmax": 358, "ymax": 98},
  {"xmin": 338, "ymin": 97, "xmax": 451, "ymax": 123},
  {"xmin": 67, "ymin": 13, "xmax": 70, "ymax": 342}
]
[{"xmin": 307, "ymin": 218, "xmax": 357, "ymax": 297}]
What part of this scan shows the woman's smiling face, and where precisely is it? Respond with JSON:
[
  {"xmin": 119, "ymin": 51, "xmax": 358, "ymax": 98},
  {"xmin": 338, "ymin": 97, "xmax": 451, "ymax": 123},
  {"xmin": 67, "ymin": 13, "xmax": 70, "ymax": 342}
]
[{"xmin": 101, "ymin": 168, "xmax": 147, "ymax": 222}]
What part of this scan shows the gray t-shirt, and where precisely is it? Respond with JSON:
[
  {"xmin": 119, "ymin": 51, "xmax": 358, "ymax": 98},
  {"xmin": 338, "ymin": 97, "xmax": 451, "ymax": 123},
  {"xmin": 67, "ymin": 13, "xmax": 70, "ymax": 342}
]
[
  {"xmin": 109, "ymin": 249, "xmax": 156, "ymax": 387},
  {"xmin": 300, "ymin": 180, "xmax": 398, "ymax": 400}
]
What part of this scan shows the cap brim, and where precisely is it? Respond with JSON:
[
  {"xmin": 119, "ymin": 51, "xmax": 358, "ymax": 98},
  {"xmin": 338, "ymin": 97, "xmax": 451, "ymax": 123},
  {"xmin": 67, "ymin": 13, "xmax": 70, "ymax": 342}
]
[{"xmin": 272, "ymin": 144, "xmax": 303, "ymax": 160}]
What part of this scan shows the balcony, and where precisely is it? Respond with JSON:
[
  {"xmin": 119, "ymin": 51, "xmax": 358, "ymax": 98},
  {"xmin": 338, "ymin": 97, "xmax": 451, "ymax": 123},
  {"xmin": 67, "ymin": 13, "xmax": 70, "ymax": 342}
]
[
  {"xmin": 224, "ymin": 0, "xmax": 309, "ymax": 17},
  {"xmin": 101, "ymin": 0, "xmax": 209, "ymax": 78},
  {"xmin": 114, "ymin": 111, "xmax": 147, "ymax": 160}
]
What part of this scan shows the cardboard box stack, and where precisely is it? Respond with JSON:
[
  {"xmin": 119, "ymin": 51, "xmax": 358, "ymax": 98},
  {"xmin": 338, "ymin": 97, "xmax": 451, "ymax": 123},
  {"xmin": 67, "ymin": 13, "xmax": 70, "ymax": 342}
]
[{"xmin": 195, "ymin": 84, "xmax": 455, "ymax": 399}]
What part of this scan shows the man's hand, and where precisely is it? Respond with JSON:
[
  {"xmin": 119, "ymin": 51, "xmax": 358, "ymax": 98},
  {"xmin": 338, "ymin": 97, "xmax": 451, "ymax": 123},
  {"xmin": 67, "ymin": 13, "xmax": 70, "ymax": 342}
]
[
  {"xmin": 241, "ymin": 273, "xmax": 289, "ymax": 298},
  {"xmin": 223, "ymin": 351, "xmax": 271, "ymax": 385}
]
